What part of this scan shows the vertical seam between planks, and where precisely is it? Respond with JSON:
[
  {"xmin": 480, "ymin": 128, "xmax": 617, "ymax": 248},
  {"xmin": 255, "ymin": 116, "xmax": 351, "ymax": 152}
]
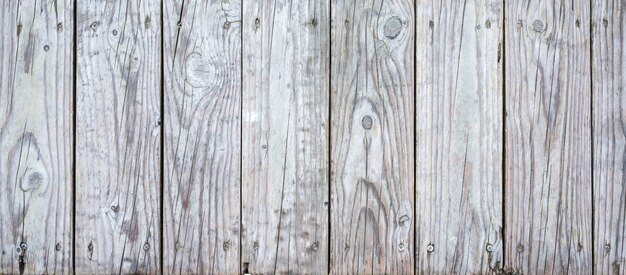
[
  {"xmin": 589, "ymin": 0, "xmax": 595, "ymax": 273},
  {"xmin": 160, "ymin": 0, "xmax": 165, "ymax": 273},
  {"xmin": 72, "ymin": 0, "xmax": 78, "ymax": 273},
  {"xmin": 327, "ymin": 0, "xmax": 333, "ymax": 273},
  {"xmin": 501, "ymin": 0, "xmax": 506, "ymax": 270},
  {"xmin": 412, "ymin": 0, "xmax": 417, "ymax": 272}
]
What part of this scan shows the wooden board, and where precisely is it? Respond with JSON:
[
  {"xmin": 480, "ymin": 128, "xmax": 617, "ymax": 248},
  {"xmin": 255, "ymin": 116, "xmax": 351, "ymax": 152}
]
[
  {"xmin": 162, "ymin": 0, "xmax": 241, "ymax": 273},
  {"xmin": 592, "ymin": 0, "xmax": 626, "ymax": 273},
  {"xmin": 75, "ymin": 0, "xmax": 161, "ymax": 273},
  {"xmin": 414, "ymin": 0, "xmax": 503, "ymax": 273},
  {"xmin": 504, "ymin": 0, "xmax": 592, "ymax": 273},
  {"xmin": 0, "ymin": 0, "xmax": 74, "ymax": 274},
  {"xmin": 241, "ymin": 0, "xmax": 330, "ymax": 274},
  {"xmin": 330, "ymin": 0, "xmax": 414, "ymax": 273}
]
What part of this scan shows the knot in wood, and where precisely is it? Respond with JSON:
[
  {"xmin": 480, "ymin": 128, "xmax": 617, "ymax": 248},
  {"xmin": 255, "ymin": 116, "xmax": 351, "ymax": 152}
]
[
  {"xmin": 531, "ymin": 19, "xmax": 544, "ymax": 32},
  {"xmin": 185, "ymin": 52, "xmax": 215, "ymax": 88},
  {"xmin": 384, "ymin": 16, "xmax": 403, "ymax": 39},
  {"xmin": 361, "ymin": 116, "xmax": 373, "ymax": 130},
  {"xmin": 398, "ymin": 215, "xmax": 409, "ymax": 225},
  {"xmin": 22, "ymin": 172, "xmax": 44, "ymax": 192}
]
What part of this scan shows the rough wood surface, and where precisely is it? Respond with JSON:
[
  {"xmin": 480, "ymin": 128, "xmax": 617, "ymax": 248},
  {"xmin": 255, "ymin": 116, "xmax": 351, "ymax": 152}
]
[
  {"xmin": 162, "ymin": 0, "xmax": 241, "ymax": 273},
  {"xmin": 592, "ymin": 0, "xmax": 626, "ymax": 273},
  {"xmin": 0, "ymin": 0, "xmax": 74, "ymax": 274},
  {"xmin": 75, "ymin": 0, "xmax": 161, "ymax": 273},
  {"xmin": 415, "ymin": 0, "xmax": 504, "ymax": 273},
  {"xmin": 330, "ymin": 0, "xmax": 414, "ymax": 273},
  {"xmin": 504, "ymin": 0, "xmax": 592, "ymax": 273},
  {"xmin": 241, "ymin": 0, "xmax": 330, "ymax": 274}
]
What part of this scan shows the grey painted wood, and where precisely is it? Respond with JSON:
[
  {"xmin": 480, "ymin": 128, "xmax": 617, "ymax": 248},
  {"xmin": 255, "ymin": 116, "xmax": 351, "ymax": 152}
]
[
  {"xmin": 592, "ymin": 0, "xmax": 626, "ymax": 273},
  {"xmin": 415, "ymin": 0, "xmax": 504, "ymax": 273},
  {"xmin": 0, "ymin": 0, "xmax": 74, "ymax": 274},
  {"xmin": 241, "ymin": 0, "xmax": 330, "ymax": 274},
  {"xmin": 504, "ymin": 0, "xmax": 592, "ymax": 273},
  {"xmin": 330, "ymin": 0, "xmax": 414, "ymax": 273},
  {"xmin": 162, "ymin": 0, "xmax": 241, "ymax": 273},
  {"xmin": 75, "ymin": 0, "xmax": 161, "ymax": 273}
]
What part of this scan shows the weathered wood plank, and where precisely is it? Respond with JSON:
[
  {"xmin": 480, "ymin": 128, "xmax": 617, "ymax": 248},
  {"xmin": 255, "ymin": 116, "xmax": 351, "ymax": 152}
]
[
  {"xmin": 415, "ymin": 0, "xmax": 504, "ymax": 273},
  {"xmin": 504, "ymin": 0, "xmax": 592, "ymax": 273},
  {"xmin": 592, "ymin": 0, "xmax": 626, "ymax": 273},
  {"xmin": 75, "ymin": 0, "xmax": 161, "ymax": 273},
  {"xmin": 330, "ymin": 0, "xmax": 414, "ymax": 273},
  {"xmin": 241, "ymin": 0, "xmax": 330, "ymax": 274},
  {"xmin": 0, "ymin": 0, "xmax": 73, "ymax": 273},
  {"xmin": 162, "ymin": 0, "xmax": 241, "ymax": 273}
]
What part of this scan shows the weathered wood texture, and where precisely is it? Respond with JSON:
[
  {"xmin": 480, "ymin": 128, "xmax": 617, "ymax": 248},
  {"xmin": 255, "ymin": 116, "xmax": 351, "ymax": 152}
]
[
  {"xmin": 504, "ymin": 0, "xmax": 592, "ymax": 273},
  {"xmin": 0, "ymin": 0, "xmax": 74, "ymax": 274},
  {"xmin": 75, "ymin": 0, "xmax": 161, "ymax": 273},
  {"xmin": 592, "ymin": 0, "xmax": 626, "ymax": 274},
  {"xmin": 330, "ymin": 0, "xmax": 414, "ymax": 273},
  {"xmin": 415, "ymin": 0, "xmax": 504, "ymax": 273},
  {"xmin": 162, "ymin": 0, "xmax": 241, "ymax": 273},
  {"xmin": 241, "ymin": 0, "xmax": 330, "ymax": 274}
]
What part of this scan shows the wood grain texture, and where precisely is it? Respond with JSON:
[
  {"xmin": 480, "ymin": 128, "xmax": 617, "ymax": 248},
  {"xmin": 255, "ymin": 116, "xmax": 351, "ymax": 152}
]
[
  {"xmin": 504, "ymin": 0, "xmax": 592, "ymax": 273},
  {"xmin": 75, "ymin": 0, "xmax": 161, "ymax": 273},
  {"xmin": 592, "ymin": 0, "xmax": 626, "ymax": 273},
  {"xmin": 163, "ymin": 0, "xmax": 241, "ymax": 273},
  {"xmin": 415, "ymin": 0, "xmax": 503, "ymax": 273},
  {"xmin": 241, "ymin": 0, "xmax": 330, "ymax": 274},
  {"xmin": 330, "ymin": 0, "xmax": 414, "ymax": 273},
  {"xmin": 0, "ymin": 0, "xmax": 73, "ymax": 274}
]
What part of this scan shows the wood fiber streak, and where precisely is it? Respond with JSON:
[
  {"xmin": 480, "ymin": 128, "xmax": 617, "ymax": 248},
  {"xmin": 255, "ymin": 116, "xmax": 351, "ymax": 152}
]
[
  {"xmin": 0, "ymin": 0, "xmax": 73, "ymax": 274},
  {"xmin": 163, "ymin": 0, "xmax": 241, "ymax": 273},
  {"xmin": 415, "ymin": 0, "xmax": 504, "ymax": 273},
  {"xmin": 592, "ymin": 0, "xmax": 626, "ymax": 273},
  {"xmin": 504, "ymin": 0, "xmax": 592, "ymax": 273},
  {"xmin": 241, "ymin": 0, "xmax": 330, "ymax": 274},
  {"xmin": 75, "ymin": 0, "xmax": 162, "ymax": 273},
  {"xmin": 330, "ymin": 0, "xmax": 414, "ymax": 273}
]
